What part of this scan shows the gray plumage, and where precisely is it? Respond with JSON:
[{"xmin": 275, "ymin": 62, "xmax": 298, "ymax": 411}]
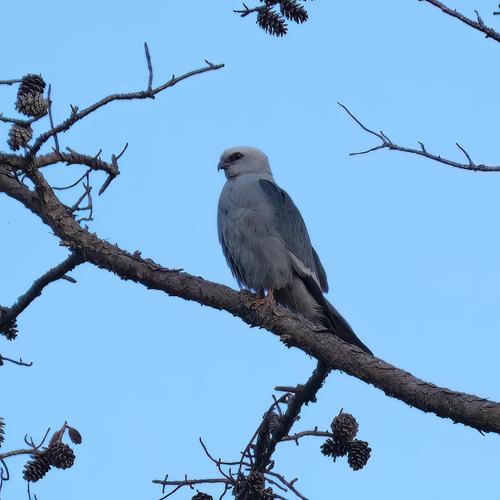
[{"xmin": 217, "ymin": 146, "xmax": 371, "ymax": 354}]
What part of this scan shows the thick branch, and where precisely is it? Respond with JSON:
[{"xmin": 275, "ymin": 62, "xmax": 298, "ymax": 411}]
[
  {"xmin": 420, "ymin": 0, "xmax": 500, "ymax": 43},
  {"xmin": 1, "ymin": 168, "xmax": 499, "ymax": 435},
  {"xmin": 254, "ymin": 362, "xmax": 329, "ymax": 470},
  {"xmin": 339, "ymin": 102, "xmax": 500, "ymax": 172}
]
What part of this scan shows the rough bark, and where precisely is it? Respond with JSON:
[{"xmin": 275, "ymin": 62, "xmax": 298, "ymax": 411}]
[{"xmin": 1, "ymin": 166, "xmax": 499, "ymax": 435}]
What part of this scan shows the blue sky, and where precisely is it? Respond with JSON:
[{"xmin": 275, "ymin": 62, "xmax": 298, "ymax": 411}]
[{"xmin": 1, "ymin": 1, "xmax": 499, "ymax": 499}]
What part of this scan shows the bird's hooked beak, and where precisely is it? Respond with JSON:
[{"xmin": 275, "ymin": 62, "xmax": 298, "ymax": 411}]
[{"xmin": 217, "ymin": 159, "xmax": 228, "ymax": 172}]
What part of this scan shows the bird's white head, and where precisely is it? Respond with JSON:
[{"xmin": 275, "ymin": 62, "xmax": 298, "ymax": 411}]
[{"xmin": 218, "ymin": 146, "xmax": 273, "ymax": 180}]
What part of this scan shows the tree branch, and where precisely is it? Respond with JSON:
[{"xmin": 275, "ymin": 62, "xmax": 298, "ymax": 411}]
[
  {"xmin": 338, "ymin": 102, "xmax": 500, "ymax": 172},
  {"xmin": 254, "ymin": 362, "xmax": 329, "ymax": 470},
  {"xmin": 420, "ymin": 0, "xmax": 500, "ymax": 43},
  {"xmin": 0, "ymin": 252, "xmax": 83, "ymax": 339},
  {"xmin": 0, "ymin": 354, "xmax": 33, "ymax": 367},
  {"xmin": 27, "ymin": 54, "xmax": 223, "ymax": 159},
  {"xmin": 280, "ymin": 429, "xmax": 333, "ymax": 443},
  {"xmin": 1, "ymin": 166, "xmax": 499, "ymax": 435}
]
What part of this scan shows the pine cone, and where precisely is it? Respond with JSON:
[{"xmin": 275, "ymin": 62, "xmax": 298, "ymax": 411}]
[
  {"xmin": 280, "ymin": 0, "xmax": 308, "ymax": 23},
  {"xmin": 23, "ymin": 453, "xmax": 51, "ymax": 482},
  {"xmin": 46, "ymin": 442, "xmax": 75, "ymax": 469},
  {"xmin": 192, "ymin": 493, "xmax": 213, "ymax": 500},
  {"xmin": 7, "ymin": 124, "xmax": 33, "ymax": 151},
  {"xmin": 18, "ymin": 74, "xmax": 46, "ymax": 96},
  {"xmin": 0, "ymin": 418, "xmax": 4, "ymax": 447},
  {"xmin": 320, "ymin": 438, "xmax": 350, "ymax": 459},
  {"xmin": 347, "ymin": 439, "xmax": 371, "ymax": 471},
  {"xmin": 331, "ymin": 412, "xmax": 358, "ymax": 443},
  {"xmin": 257, "ymin": 7, "xmax": 288, "ymax": 36},
  {"xmin": 16, "ymin": 92, "xmax": 48, "ymax": 118}
]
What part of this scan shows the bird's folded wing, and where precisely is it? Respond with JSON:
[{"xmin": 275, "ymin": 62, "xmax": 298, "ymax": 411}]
[{"xmin": 258, "ymin": 179, "xmax": 329, "ymax": 292}]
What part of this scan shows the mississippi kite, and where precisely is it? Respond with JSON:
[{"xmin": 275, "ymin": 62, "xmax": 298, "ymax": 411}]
[{"xmin": 217, "ymin": 146, "xmax": 372, "ymax": 354}]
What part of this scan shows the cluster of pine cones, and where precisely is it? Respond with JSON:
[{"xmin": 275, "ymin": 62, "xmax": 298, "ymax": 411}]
[
  {"xmin": 320, "ymin": 412, "xmax": 372, "ymax": 471},
  {"xmin": 22, "ymin": 426, "xmax": 82, "ymax": 483},
  {"xmin": 7, "ymin": 74, "xmax": 48, "ymax": 151},
  {"xmin": 256, "ymin": 0, "xmax": 309, "ymax": 36}
]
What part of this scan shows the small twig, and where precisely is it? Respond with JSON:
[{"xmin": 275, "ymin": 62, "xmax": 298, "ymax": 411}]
[
  {"xmin": 0, "ymin": 355, "xmax": 33, "ymax": 367},
  {"xmin": 47, "ymin": 84, "xmax": 60, "ymax": 153},
  {"xmin": 0, "ymin": 79, "xmax": 21, "ymax": 86},
  {"xmin": 420, "ymin": 0, "xmax": 500, "ymax": 42},
  {"xmin": 0, "ymin": 253, "xmax": 84, "ymax": 338},
  {"xmin": 264, "ymin": 471, "xmax": 308, "ymax": 500},
  {"xmin": 338, "ymin": 102, "xmax": 500, "ymax": 172},
  {"xmin": 0, "ymin": 114, "xmax": 36, "ymax": 127},
  {"xmin": 52, "ymin": 168, "xmax": 91, "ymax": 191},
  {"xmin": 152, "ymin": 477, "xmax": 230, "ymax": 500},
  {"xmin": 234, "ymin": 4, "xmax": 265, "ymax": 17},
  {"xmin": 27, "ymin": 57, "xmax": 224, "ymax": 159},
  {"xmin": 144, "ymin": 43, "xmax": 154, "ymax": 95},
  {"xmin": 279, "ymin": 429, "xmax": 333, "ymax": 443}
]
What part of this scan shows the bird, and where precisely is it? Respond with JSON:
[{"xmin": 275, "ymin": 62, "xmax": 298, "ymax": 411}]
[{"xmin": 217, "ymin": 146, "xmax": 372, "ymax": 354}]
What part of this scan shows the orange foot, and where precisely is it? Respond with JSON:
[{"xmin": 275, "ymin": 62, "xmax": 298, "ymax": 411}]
[{"xmin": 251, "ymin": 289, "xmax": 286, "ymax": 316}]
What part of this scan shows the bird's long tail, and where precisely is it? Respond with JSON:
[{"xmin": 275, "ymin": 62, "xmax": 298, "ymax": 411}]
[
  {"xmin": 323, "ymin": 298, "xmax": 372, "ymax": 355},
  {"xmin": 276, "ymin": 274, "xmax": 373, "ymax": 355}
]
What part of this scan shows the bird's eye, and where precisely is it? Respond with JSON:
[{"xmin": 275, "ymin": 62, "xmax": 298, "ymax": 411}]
[{"xmin": 229, "ymin": 152, "xmax": 244, "ymax": 162}]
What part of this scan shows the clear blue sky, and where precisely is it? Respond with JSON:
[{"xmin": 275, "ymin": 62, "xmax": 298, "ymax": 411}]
[{"xmin": 1, "ymin": 1, "xmax": 499, "ymax": 499}]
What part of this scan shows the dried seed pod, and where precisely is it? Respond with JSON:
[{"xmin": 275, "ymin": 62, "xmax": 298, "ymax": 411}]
[
  {"xmin": 280, "ymin": 0, "xmax": 308, "ymax": 23},
  {"xmin": 16, "ymin": 92, "xmax": 48, "ymax": 118},
  {"xmin": 257, "ymin": 7, "xmax": 288, "ymax": 36},
  {"xmin": 347, "ymin": 439, "xmax": 372, "ymax": 471},
  {"xmin": 68, "ymin": 426, "xmax": 83, "ymax": 445},
  {"xmin": 46, "ymin": 442, "xmax": 75, "ymax": 469},
  {"xmin": 7, "ymin": 124, "xmax": 33, "ymax": 151},
  {"xmin": 192, "ymin": 493, "xmax": 213, "ymax": 500},
  {"xmin": 321, "ymin": 438, "xmax": 350, "ymax": 459},
  {"xmin": 23, "ymin": 453, "xmax": 51, "ymax": 482},
  {"xmin": 18, "ymin": 74, "xmax": 46, "ymax": 96},
  {"xmin": 331, "ymin": 412, "xmax": 359, "ymax": 443}
]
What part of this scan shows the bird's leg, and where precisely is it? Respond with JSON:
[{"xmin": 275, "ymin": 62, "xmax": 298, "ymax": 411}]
[{"xmin": 251, "ymin": 288, "xmax": 286, "ymax": 316}]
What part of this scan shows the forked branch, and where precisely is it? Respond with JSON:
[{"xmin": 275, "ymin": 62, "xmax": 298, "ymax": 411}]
[{"xmin": 338, "ymin": 102, "xmax": 500, "ymax": 172}]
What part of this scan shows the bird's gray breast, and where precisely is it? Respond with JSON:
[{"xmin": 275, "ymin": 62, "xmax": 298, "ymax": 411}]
[{"xmin": 217, "ymin": 174, "xmax": 293, "ymax": 291}]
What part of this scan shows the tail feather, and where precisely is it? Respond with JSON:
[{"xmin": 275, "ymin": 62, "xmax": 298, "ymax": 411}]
[{"xmin": 283, "ymin": 272, "xmax": 373, "ymax": 355}]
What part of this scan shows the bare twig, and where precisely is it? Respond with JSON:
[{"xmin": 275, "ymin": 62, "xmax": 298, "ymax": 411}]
[
  {"xmin": 144, "ymin": 42, "xmax": 154, "ymax": 95},
  {"xmin": 264, "ymin": 470, "xmax": 308, "ymax": 500},
  {"xmin": 47, "ymin": 84, "xmax": 60, "ymax": 153},
  {"xmin": 420, "ymin": 0, "xmax": 500, "ymax": 42},
  {"xmin": 280, "ymin": 429, "xmax": 333, "ymax": 443},
  {"xmin": 27, "ymin": 57, "xmax": 224, "ymax": 159},
  {"xmin": 0, "ymin": 114, "xmax": 36, "ymax": 127},
  {"xmin": 35, "ymin": 148, "xmax": 120, "ymax": 177},
  {"xmin": 234, "ymin": 4, "xmax": 265, "ymax": 17},
  {"xmin": 153, "ymin": 477, "xmax": 230, "ymax": 499},
  {"xmin": 338, "ymin": 102, "xmax": 500, "ymax": 172},
  {"xmin": 0, "ymin": 79, "xmax": 21, "ymax": 86},
  {"xmin": 0, "ymin": 252, "xmax": 83, "ymax": 338},
  {"xmin": 0, "ymin": 355, "xmax": 33, "ymax": 367}
]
